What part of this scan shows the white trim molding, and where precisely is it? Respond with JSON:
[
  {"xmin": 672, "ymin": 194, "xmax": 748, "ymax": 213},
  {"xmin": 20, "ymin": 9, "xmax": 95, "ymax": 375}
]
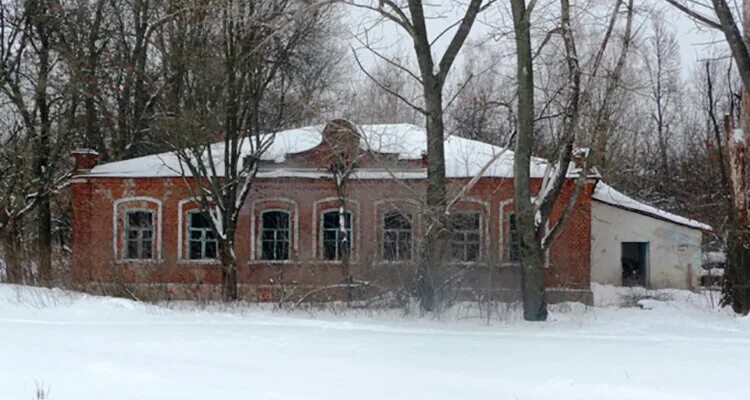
[
  {"xmin": 372, "ymin": 198, "xmax": 421, "ymax": 263},
  {"xmin": 177, "ymin": 197, "xmax": 199, "ymax": 261},
  {"xmin": 112, "ymin": 196, "xmax": 163, "ymax": 262},
  {"xmin": 312, "ymin": 197, "xmax": 360, "ymax": 262},
  {"xmin": 249, "ymin": 198, "xmax": 299, "ymax": 264},
  {"xmin": 451, "ymin": 197, "xmax": 490, "ymax": 263}
]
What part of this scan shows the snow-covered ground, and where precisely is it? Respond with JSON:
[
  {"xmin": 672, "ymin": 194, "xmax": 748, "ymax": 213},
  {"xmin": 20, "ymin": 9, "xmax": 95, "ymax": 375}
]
[{"xmin": 1, "ymin": 284, "xmax": 748, "ymax": 400}]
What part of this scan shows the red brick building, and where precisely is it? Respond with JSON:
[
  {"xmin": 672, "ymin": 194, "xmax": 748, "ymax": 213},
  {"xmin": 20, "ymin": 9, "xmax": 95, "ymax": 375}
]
[{"xmin": 71, "ymin": 121, "xmax": 595, "ymax": 303}]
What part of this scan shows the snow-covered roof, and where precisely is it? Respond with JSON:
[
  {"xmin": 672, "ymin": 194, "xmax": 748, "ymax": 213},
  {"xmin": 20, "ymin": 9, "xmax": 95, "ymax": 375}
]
[
  {"xmin": 85, "ymin": 124, "xmax": 561, "ymax": 179},
  {"xmin": 592, "ymin": 182, "xmax": 712, "ymax": 231}
]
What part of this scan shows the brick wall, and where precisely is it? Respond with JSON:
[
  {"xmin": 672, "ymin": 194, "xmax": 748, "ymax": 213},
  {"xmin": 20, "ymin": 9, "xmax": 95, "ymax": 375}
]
[{"xmin": 71, "ymin": 174, "xmax": 594, "ymax": 303}]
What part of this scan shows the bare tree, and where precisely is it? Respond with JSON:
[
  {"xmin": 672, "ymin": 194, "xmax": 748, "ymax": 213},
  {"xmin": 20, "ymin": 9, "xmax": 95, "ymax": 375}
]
[
  {"xmin": 0, "ymin": 0, "xmax": 75, "ymax": 286},
  {"xmin": 666, "ymin": 0, "xmax": 750, "ymax": 314},
  {"xmin": 155, "ymin": 0, "xmax": 336, "ymax": 300},
  {"xmin": 511, "ymin": 0, "xmax": 634, "ymax": 320},
  {"xmin": 350, "ymin": 0, "xmax": 490, "ymax": 311}
]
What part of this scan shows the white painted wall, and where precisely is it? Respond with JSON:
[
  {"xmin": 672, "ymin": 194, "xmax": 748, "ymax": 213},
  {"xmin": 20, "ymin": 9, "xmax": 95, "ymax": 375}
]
[{"xmin": 591, "ymin": 201, "xmax": 702, "ymax": 289}]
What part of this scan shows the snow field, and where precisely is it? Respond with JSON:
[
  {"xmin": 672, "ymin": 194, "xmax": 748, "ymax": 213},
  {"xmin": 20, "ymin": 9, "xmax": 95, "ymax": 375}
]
[{"xmin": 0, "ymin": 283, "xmax": 748, "ymax": 400}]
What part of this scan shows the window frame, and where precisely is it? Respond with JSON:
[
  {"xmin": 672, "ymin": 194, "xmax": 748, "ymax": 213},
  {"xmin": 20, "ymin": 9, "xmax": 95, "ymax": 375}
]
[
  {"xmin": 499, "ymin": 200, "xmax": 549, "ymax": 268},
  {"xmin": 319, "ymin": 209, "xmax": 353, "ymax": 261},
  {"xmin": 506, "ymin": 212, "xmax": 521, "ymax": 263},
  {"xmin": 186, "ymin": 209, "xmax": 219, "ymax": 261},
  {"xmin": 122, "ymin": 208, "xmax": 155, "ymax": 260},
  {"xmin": 449, "ymin": 211, "xmax": 482, "ymax": 263},
  {"xmin": 258, "ymin": 209, "xmax": 292, "ymax": 262},
  {"xmin": 381, "ymin": 210, "xmax": 413, "ymax": 262}
]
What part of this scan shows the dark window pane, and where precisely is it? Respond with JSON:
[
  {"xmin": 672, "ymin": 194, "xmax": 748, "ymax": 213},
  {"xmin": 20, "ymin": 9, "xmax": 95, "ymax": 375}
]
[
  {"xmin": 450, "ymin": 213, "xmax": 480, "ymax": 230},
  {"xmin": 263, "ymin": 211, "xmax": 289, "ymax": 229},
  {"xmin": 323, "ymin": 240, "xmax": 337, "ymax": 260},
  {"xmin": 467, "ymin": 232, "xmax": 480, "ymax": 243},
  {"xmin": 384, "ymin": 231, "xmax": 398, "ymax": 242},
  {"xmin": 466, "ymin": 244, "xmax": 479, "ymax": 261},
  {"xmin": 384, "ymin": 211, "xmax": 411, "ymax": 229},
  {"xmin": 205, "ymin": 241, "xmax": 217, "ymax": 259},
  {"xmin": 384, "ymin": 241, "xmax": 397, "ymax": 260},
  {"xmin": 128, "ymin": 211, "xmax": 152, "ymax": 228},
  {"xmin": 323, "ymin": 229, "xmax": 337, "ymax": 241},
  {"xmin": 189, "ymin": 212, "xmax": 211, "ymax": 229},
  {"xmin": 323, "ymin": 212, "xmax": 338, "ymax": 229},
  {"xmin": 261, "ymin": 241, "xmax": 274, "ymax": 260},
  {"xmin": 142, "ymin": 230, "xmax": 153, "ymax": 240},
  {"xmin": 279, "ymin": 241, "xmax": 290, "ymax": 260},
  {"xmin": 398, "ymin": 240, "xmax": 411, "ymax": 260},
  {"xmin": 189, "ymin": 230, "xmax": 202, "ymax": 240},
  {"xmin": 142, "ymin": 241, "xmax": 153, "ymax": 259},
  {"xmin": 508, "ymin": 213, "xmax": 520, "ymax": 262},
  {"xmin": 189, "ymin": 240, "xmax": 202, "ymax": 259},
  {"xmin": 261, "ymin": 230, "xmax": 275, "ymax": 240},
  {"xmin": 126, "ymin": 240, "xmax": 139, "ymax": 258},
  {"xmin": 127, "ymin": 230, "xmax": 139, "ymax": 240}
]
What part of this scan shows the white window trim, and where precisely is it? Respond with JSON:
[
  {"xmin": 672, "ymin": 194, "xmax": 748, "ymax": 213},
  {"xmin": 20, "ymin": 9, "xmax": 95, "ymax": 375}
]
[
  {"xmin": 177, "ymin": 197, "xmax": 220, "ymax": 264},
  {"xmin": 312, "ymin": 197, "xmax": 360, "ymax": 263},
  {"xmin": 121, "ymin": 208, "xmax": 156, "ymax": 260},
  {"xmin": 449, "ymin": 211, "xmax": 484, "ymax": 264},
  {"xmin": 186, "ymin": 209, "xmax": 219, "ymax": 261},
  {"xmin": 381, "ymin": 210, "xmax": 415, "ymax": 262},
  {"xmin": 112, "ymin": 196, "xmax": 163, "ymax": 262},
  {"xmin": 249, "ymin": 198, "xmax": 299, "ymax": 264},
  {"xmin": 450, "ymin": 197, "xmax": 489, "ymax": 264},
  {"xmin": 256, "ymin": 208, "xmax": 293, "ymax": 262},
  {"xmin": 373, "ymin": 198, "xmax": 420, "ymax": 264}
]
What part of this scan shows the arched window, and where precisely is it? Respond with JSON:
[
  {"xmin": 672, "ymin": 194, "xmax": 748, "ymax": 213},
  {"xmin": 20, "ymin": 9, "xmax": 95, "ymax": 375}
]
[
  {"xmin": 383, "ymin": 211, "xmax": 412, "ymax": 261},
  {"xmin": 321, "ymin": 210, "xmax": 352, "ymax": 260},
  {"xmin": 450, "ymin": 212, "xmax": 481, "ymax": 262},
  {"xmin": 260, "ymin": 210, "xmax": 291, "ymax": 260},
  {"xmin": 124, "ymin": 210, "xmax": 154, "ymax": 259},
  {"xmin": 187, "ymin": 210, "xmax": 218, "ymax": 260}
]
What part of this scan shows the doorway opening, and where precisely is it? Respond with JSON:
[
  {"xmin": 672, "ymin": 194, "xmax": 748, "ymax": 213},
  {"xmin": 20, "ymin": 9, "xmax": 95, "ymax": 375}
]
[{"xmin": 621, "ymin": 242, "xmax": 649, "ymax": 287}]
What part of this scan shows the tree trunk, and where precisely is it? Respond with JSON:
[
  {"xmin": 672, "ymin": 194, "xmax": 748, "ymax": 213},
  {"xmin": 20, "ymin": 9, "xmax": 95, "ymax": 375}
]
[
  {"xmin": 31, "ymin": 0, "xmax": 53, "ymax": 287},
  {"xmin": 724, "ymin": 227, "xmax": 750, "ymax": 314},
  {"xmin": 511, "ymin": 0, "xmax": 547, "ymax": 321},
  {"xmin": 220, "ymin": 240, "xmax": 238, "ymax": 301},
  {"xmin": 721, "ymin": 93, "xmax": 750, "ymax": 314},
  {"xmin": 2, "ymin": 222, "xmax": 23, "ymax": 284},
  {"xmin": 520, "ymin": 242, "xmax": 547, "ymax": 320}
]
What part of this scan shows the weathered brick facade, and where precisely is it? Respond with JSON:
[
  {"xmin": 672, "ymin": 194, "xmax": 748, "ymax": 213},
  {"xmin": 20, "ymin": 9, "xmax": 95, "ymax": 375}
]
[{"xmin": 71, "ymin": 123, "xmax": 594, "ymax": 303}]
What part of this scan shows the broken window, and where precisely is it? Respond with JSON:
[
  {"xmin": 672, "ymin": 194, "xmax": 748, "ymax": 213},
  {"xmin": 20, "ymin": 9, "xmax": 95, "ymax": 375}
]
[
  {"xmin": 322, "ymin": 210, "xmax": 352, "ymax": 260},
  {"xmin": 124, "ymin": 210, "xmax": 154, "ymax": 259},
  {"xmin": 383, "ymin": 211, "xmax": 412, "ymax": 261},
  {"xmin": 260, "ymin": 210, "xmax": 290, "ymax": 261}
]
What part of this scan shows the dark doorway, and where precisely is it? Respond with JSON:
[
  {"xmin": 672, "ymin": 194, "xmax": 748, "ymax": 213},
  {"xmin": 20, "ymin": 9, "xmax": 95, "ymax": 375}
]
[{"xmin": 621, "ymin": 242, "xmax": 648, "ymax": 287}]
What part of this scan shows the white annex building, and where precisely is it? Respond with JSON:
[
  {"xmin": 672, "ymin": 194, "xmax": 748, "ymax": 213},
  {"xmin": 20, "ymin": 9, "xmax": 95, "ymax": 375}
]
[{"xmin": 590, "ymin": 182, "xmax": 710, "ymax": 290}]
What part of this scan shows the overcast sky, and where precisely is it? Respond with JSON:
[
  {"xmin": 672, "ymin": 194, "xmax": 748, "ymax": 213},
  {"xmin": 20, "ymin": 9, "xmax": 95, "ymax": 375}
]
[
  {"xmin": 344, "ymin": 2, "xmax": 730, "ymax": 81},
  {"xmin": 670, "ymin": 6, "xmax": 727, "ymax": 77}
]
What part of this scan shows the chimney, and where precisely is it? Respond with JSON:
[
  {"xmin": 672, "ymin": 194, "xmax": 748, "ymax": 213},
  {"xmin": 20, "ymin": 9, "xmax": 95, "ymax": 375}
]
[
  {"xmin": 71, "ymin": 149, "xmax": 99, "ymax": 173},
  {"xmin": 322, "ymin": 119, "xmax": 360, "ymax": 161},
  {"xmin": 572, "ymin": 148, "xmax": 589, "ymax": 169}
]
